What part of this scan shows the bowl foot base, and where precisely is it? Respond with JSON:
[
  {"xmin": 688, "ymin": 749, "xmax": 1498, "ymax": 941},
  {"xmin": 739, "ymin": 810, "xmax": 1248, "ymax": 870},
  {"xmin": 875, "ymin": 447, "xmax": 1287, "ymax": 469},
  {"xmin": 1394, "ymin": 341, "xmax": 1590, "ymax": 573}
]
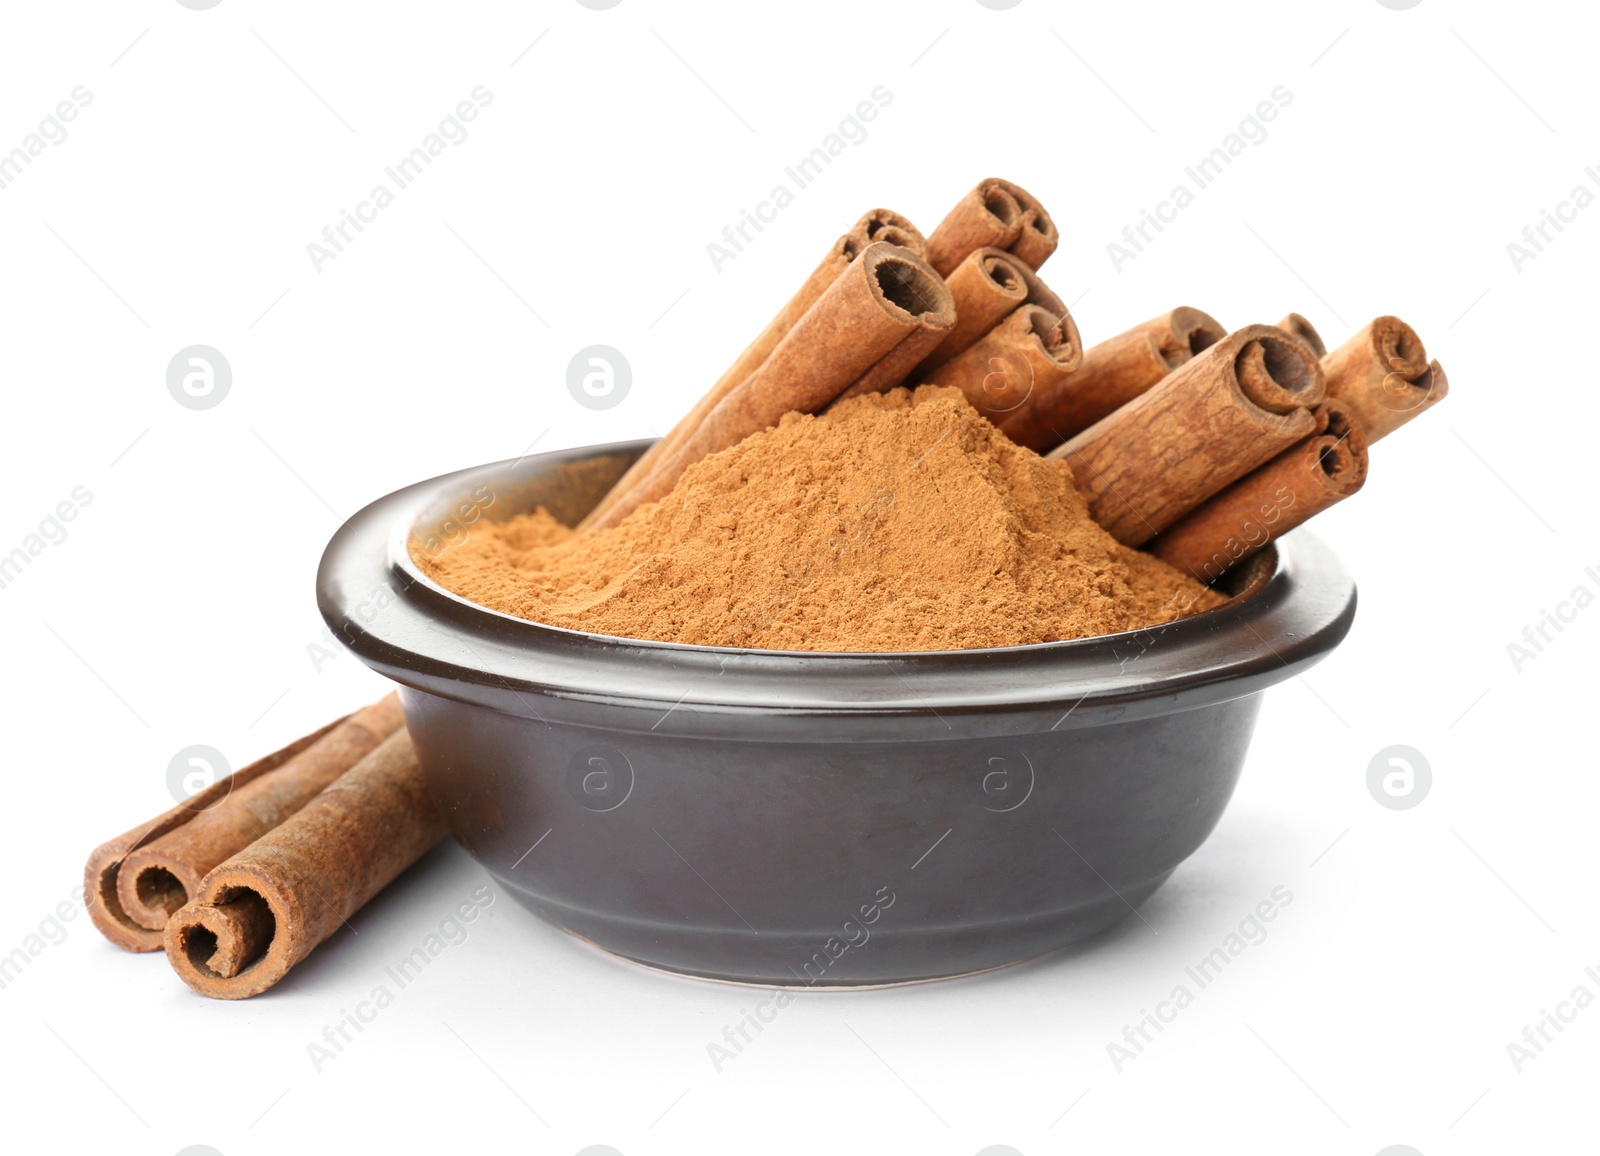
[
  {"xmin": 497, "ymin": 867, "xmax": 1177, "ymax": 987},
  {"xmin": 563, "ymin": 927, "xmax": 1049, "ymax": 990}
]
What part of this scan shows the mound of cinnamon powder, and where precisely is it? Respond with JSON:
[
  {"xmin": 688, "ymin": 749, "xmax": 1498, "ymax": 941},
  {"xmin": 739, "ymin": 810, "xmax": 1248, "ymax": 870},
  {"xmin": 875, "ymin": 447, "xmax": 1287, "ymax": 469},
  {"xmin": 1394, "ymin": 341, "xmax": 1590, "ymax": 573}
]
[{"xmin": 416, "ymin": 387, "xmax": 1225, "ymax": 651}]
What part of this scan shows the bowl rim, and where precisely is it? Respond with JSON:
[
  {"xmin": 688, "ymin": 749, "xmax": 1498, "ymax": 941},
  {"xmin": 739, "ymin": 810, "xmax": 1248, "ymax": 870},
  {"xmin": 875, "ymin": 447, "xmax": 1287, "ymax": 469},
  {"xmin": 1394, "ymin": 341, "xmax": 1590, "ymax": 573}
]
[{"xmin": 317, "ymin": 439, "xmax": 1358, "ymax": 729}]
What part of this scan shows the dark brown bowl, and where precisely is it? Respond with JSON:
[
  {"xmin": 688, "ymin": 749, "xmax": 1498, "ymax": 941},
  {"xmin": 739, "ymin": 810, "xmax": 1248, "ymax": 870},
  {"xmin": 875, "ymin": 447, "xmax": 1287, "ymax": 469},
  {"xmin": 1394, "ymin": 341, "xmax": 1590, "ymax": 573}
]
[{"xmin": 317, "ymin": 440, "xmax": 1356, "ymax": 986}]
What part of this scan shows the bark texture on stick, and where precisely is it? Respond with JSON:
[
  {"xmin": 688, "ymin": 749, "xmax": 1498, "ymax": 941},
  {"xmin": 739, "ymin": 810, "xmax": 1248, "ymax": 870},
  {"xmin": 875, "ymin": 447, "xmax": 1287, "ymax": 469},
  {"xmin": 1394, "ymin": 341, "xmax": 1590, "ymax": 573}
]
[
  {"xmin": 590, "ymin": 243, "xmax": 955, "ymax": 529},
  {"xmin": 1147, "ymin": 401, "xmax": 1369, "ymax": 581},
  {"xmin": 1322, "ymin": 315, "xmax": 1448, "ymax": 441},
  {"xmin": 1050, "ymin": 324, "xmax": 1325, "ymax": 545},
  {"xmin": 164, "ymin": 730, "xmax": 445, "ymax": 1000},
  {"xmin": 1032, "ymin": 307, "xmax": 1226, "ymax": 447}
]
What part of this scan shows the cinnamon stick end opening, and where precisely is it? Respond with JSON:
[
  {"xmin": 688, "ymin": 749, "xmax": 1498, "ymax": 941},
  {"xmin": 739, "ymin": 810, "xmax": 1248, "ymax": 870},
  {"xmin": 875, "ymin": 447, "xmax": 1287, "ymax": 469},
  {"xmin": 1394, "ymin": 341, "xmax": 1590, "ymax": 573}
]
[
  {"xmin": 1234, "ymin": 330, "xmax": 1326, "ymax": 414},
  {"xmin": 1372, "ymin": 315, "xmax": 1428, "ymax": 379},
  {"xmin": 1277, "ymin": 312, "xmax": 1326, "ymax": 359},
  {"xmin": 134, "ymin": 866, "xmax": 189, "ymax": 922},
  {"xmin": 867, "ymin": 247, "xmax": 955, "ymax": 324},
  {"xmin": 84, "ymin": 849, "xmax": 166, "ymax": 952},
  {"xmin": 853, "ymin": 208, "xmax": 926, "ymax": 257},
  {"xmin": 167, "ymin": 885, "xmax": 285, "ymax": 999},
  {"xmin": 1165, "ymin": 307, "xmax": 1226, "ymax": 369},
  {"xmin": 980, "ymin": 180, "xmax": 1022, "ymax": 228},
  {"xmin": 117, "ymin": 850, "xmax": 202, "ymax": 932},
  {"xmin": 980, "ymin": 252, "xmax": 1025, "ymax": 295}
]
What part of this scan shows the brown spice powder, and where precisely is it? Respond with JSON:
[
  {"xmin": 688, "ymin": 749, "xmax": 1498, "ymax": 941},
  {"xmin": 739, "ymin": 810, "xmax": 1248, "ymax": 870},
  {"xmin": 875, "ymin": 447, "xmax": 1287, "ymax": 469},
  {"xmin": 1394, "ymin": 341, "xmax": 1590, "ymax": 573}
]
[{"xmin": 416, "ymin": 387, "xmax": 1225, "ymax": 651}]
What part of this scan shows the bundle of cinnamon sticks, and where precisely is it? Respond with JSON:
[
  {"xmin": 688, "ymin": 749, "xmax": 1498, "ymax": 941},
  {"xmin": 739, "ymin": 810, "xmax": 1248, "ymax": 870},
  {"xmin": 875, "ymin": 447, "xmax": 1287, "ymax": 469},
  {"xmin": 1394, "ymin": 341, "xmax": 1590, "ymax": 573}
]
[
  {"xmin": 584, "ymin": 177, "xmax": 1449, "ymax": 584},
  {"xmin": 86, "ymin": 692, "xmax": 445, "ymax": 998}
]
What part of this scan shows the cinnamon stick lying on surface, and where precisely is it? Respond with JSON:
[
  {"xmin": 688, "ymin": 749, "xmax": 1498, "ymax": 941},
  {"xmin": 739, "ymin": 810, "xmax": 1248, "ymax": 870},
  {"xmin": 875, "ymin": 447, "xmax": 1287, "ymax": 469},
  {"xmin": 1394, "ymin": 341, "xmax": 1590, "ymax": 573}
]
[
  {"xmin": 85, "ymin": 694, "xmax": 404, "ymax": 951},
  {"xmin": 86, "ymin": 720, "xmax": 346, "ymax": 952},
  {"xmin": 919, "ymin": 304, "xmax": 1081, "ymax": 425},
  {"xmin": 165, "ymin": 730, "xmax": 445, "ymax": 999},
  {"xmin": 581, "ymin": 209, "xmax": 925, "ymax": 530},
  {"xmin": 1276, "ymin": 312, "xmax": 1326, "ymax": 358},
  {"xmin": 1322, "ymin": 315, "xmax": 1449, "ymax": 441},
  {"xmin": 1147, "ymin": 400, "xmax": 1369, "ymax": 581},
  {"xmin": 924, "ymin": 178, "xmax": 1025, "ymax": 276},
  {"xmin": 1050, "ymin": 324, "xmax": 1324, "ymax": 545},
  {"xmin": 589, "ymin": 243, "xmax": 955, "ymax": 530},
  {"xmin": 112, "ymin": 694, "xmax": 405, "ymax": 936},
  {"xmin": 1030, "ymin": 307, "xmax": 1226, "ymax": 448}
]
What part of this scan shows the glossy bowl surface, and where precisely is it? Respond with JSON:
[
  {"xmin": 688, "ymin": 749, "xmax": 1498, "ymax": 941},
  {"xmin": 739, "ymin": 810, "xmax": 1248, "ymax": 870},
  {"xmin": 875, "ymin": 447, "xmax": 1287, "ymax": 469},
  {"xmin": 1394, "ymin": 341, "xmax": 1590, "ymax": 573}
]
[{"xmin": 318, "ymin": 440, "xmax": 1356, "ymax": 986}]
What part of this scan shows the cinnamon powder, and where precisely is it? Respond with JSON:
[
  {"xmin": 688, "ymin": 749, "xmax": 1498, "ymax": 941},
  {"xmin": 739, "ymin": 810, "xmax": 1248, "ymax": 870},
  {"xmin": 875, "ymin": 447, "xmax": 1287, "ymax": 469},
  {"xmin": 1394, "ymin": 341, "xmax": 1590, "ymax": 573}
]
[{"xmin": 416, "ymin": 387, "xmax": 1225, "ymax": 651}]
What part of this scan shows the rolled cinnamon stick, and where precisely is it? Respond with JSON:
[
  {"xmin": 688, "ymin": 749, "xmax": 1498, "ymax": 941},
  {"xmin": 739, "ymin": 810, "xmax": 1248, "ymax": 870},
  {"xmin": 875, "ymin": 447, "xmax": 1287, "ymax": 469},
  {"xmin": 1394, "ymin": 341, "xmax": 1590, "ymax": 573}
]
[
  {"xmin": 925, "ymin": 178, "xmax": 1024, "ymax": 276},
  {"xmin": 917, "ymin": 247, "xmax": 1030, "ymax": 371},
  {"xmin": 854, "ymin": 206, "xmax": 927, "ymax": 258},
  {"xmin": 701, "ymin": 209, "xmax": 924, "ymax": 409},
  {"xmin": 996, "ymin": 179, "xmax": 1059, "ymax": 269},
  {"xmin": 835, "ymin": 319, "xmax": 953, "ymax": 402},
  {"xmin": 1322, "ymin": 315, "xmax": 1449, "ymax": 441},
  {"xmin": 1031, "ymin": 307, "xmax": 1226, "ymax": 447},
  {"xmin": 164, "ymin": 729, "xmax": 445, "ymax": 999},
  {"xmin": 581, "ymin": 233, "xmax": 862, "ymax": 529},
  {"xmin": 920, "ymin": 305, "xmax": 1081, "ymax": 423},
  {"xmin": 1050, "ymin": 324, "xmax": 1324, "ymax": 545},
  {"xmin": 590, "ymin": 243, "xmax": 955, "ymax": 529},
  {"xmin": 1276, "ymin": 312, "xmax": 1326, "ymax": 358},
  {"xmin": 111, "ymin": 694, "xmax": 404, "ymax": 936},
  {"xmin": 1147, "ymin": 400, "xmax": 1369, "ymax": 581},
  {"xmin": 85, "ymin": 719, "xmax": 349, "ymax": 952},
  {"xmin": 582, "ymin": 209, "xmax": 925, "ymax": 530}
]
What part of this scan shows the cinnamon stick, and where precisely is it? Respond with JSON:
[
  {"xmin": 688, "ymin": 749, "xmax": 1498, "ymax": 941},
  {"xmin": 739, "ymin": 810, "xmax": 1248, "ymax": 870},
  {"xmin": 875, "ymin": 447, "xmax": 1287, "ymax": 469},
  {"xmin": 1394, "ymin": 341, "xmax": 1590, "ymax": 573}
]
[
  {"xmin": 854, "ymin": 206, "xmax": 927, "ymax": 258},
  {"xmin": 581, "ymin": 234, "xmax": 860, "ymax": 529},
  {"xmin": 996, "ymin": 178, "xmax": 1059, "ymax": 269},
  {"xmin": 834, "ymin": 320, "xmax": 952, "ymax": 402},
  {"xmin": 581, "ymin": 209, "xmax": 924, "ymax": 530},
  {"xmin": 1049, "ymin": 324, "xmax": 1325, "ymax": 545},
  {"xmin": 1322, "ymin": 315, "xmax": 1449, "ymax": 441},
  {"xmin": 85, "ymin": 695, "xmax": 403, "ymax": 951},
  {"xmin": 85, "ymin": 719, "xmax": 347, "ymax": 952},
  {"xmin": 589, "ymin": 243, "xmax": 955, "ymax": 529},
  {"xmin": 1276, "ymin": 312, "xmax": 1326, "ymax": 358},
  {"xmin": 108, "ymin": 694, "xmax": 405, "ymax": 937},
  {"xmin": 917, "ymin": 247, "xmax": 1029, "ymax": 372},
  {"xmin": 165, "ymin": 730, "xmax": 445, "ymax": 999},
  {"xmin": 1147, "ymin": 400, "xmax": 1369, "ymax": 581},
  {"xmin": 919, "ymin": 305, "xmax": 1081, "ymax": 424},
  {"xmin": 924, "ymin": 178, "xmax": 1024, "ymax": 276},
  {"xmin": 1029, "ymin": 307, "xmax": 1226, "ymax": 447}
]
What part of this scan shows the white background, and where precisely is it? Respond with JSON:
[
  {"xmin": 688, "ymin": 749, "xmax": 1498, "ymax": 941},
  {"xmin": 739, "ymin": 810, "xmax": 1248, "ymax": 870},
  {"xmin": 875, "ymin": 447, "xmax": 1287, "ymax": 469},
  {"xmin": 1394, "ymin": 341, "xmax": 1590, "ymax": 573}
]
[{"xmin": 1, "ymin": 1, "xmax": 1594, "ymax": 1153}]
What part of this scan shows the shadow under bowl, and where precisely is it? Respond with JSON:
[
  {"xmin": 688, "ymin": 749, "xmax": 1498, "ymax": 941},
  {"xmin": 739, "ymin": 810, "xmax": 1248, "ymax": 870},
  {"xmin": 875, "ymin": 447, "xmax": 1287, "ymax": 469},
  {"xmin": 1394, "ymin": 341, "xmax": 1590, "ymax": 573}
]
[{"xmin": 317, "ymin": 440, "xmax": 1356, "ymax": 987}]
